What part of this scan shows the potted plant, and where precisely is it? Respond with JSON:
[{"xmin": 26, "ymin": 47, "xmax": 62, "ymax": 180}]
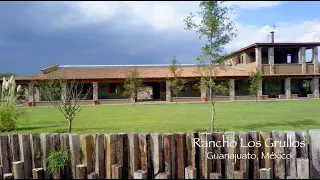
[
  {"xmin": 202, "ymin": 97, "xmax": 208, "ymax": 102},
  {"xmin": 258, "ymin": 96, "xmax": 264, "ymax": 100},
  {"xmin": 27, "ymin": 101, "xmax": 33, "ymax": 107},
  {"xmin": 93, "ymin": 100, "xmax": 99, "ymax": 105}
]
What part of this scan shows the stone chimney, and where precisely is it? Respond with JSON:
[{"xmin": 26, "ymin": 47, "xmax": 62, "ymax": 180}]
[{"xmin": 270, "ymin": 31, "xmax": 275, "ymax": 43}]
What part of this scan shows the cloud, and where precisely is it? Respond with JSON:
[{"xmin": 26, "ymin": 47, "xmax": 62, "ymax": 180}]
[{"xmin": 225, "ymin": 1, "xmax": 285, "ymax": 10}]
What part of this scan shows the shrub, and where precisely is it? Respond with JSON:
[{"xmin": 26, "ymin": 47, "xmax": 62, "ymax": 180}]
[
  {"xmin": 0, "ymin": 76, "xmax": 24, "ymax": 132},
  {"xmin": 46, "ymin": 150, "xmax": 70, "ymax": 175}
]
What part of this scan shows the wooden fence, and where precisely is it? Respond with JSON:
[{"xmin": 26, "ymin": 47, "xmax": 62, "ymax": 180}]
[{"xmin": 0, "ymin": 130, "xmax": 319, "ymax": 179}]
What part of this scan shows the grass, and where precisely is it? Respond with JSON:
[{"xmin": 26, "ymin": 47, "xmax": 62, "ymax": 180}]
[{"xmin": 5, "ymin": 99, "xmax": 320, "ymax": 134}]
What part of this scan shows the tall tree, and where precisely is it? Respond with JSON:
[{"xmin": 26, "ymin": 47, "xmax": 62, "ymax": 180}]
[
  {"xmin": 184, "ymin": 1, "xmax": 237, "ymax": 132},
  {"xmin": 123, "ymin": 68, "xmax": 143, "ymax": 104},
  {"xmin": 34, "ymin": 74, "xmax": 90, "ymax": 133},
  {"xmin": 248, "ymin": 68, "xmax": 263, "ymax": 102},
  {"xmin": 169, "ymin": 56, "xmax": 187, "ymax": 103}
]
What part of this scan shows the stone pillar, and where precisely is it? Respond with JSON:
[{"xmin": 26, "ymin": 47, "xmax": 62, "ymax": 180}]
[
  {"xmin": 61, "ymin": 82, "xmax": 67, "ymax": 102},
  {"xmin": 92, "ymin": 82, "xmax": 99, "ymax": 105},
  {"xmin": 312, "ymin": 78, "xmax": 319, "ymax": 98},
  {"xmin": 229, "ymin": 79, "xmax": 235, "ymax": 101},
  {"xmin": 255, "ymin": 47, "xmax": 262, "ymax": 71},
  {"xmin": 200, "ymin": 86, "xmax": 207, "ymax": 102},
  {"xmin": 166, "ymin": 80, "xmax": 172, "ymax": 102},
  {"xmin": 35, "ymin": 86, "xmax": 40, "ymax": 102},
  {"xmin": 24, "ymin": 86, "xmax": 29, "ymax": 102},
  {"xmin": 300, "ymin": 47, "xmax": 306, "ymax": 74},
  {"xmin": 28, "ymin": 83, "xmax": 35, "ymax": 106},
  {"xmin": 285, "ymin": 78, "xmax": 291, "ymax": 99},
  {"xmin": 313, "ymin": 46, "xmax": 318, "ymax": 73},
  {"xmin": 258, "ymin": 84, "xmax": 263, "ymax": 97},
  {"xmin": 268, "ymin": 47, "xmax": 274, "ymax": 75}
]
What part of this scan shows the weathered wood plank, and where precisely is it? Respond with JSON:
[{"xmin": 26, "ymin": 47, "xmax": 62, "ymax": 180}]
[
  {"xmin": 32, "ymin": 168, "xmax": 45, "ymax": 179},
  {"xmin": 30, "ymin": 134, "xmax": 41, "ymax": 169},
  {"xmin": 94, "ymin": 134, "xmax": 105, "ymax": 179},
  {"xmin": 212, "ymin": 132, "xmax": 223, "ymax": 176},
  {"xmin": 296, "ymin": 131, "xmax": 308, "ymax": 158},
  {"xmin": 224, "ymin": 132, "xmax": 236, "ymax": 179},
  {"xmin": 60, "ymin": 133, "xmax": 71, "ymax": 179},
  {"xmin": 272, "ymin": 131, "xmax": 286, "ymax": 179},
  {"xmin": 134, "ymin": 170, "xmax": 147, "ymax": 179},
  {"xmin": 9, "ymin": 134, "xmax": 20, "ymax": 170},
  {"xmin": 248, "ymin": 131, "xmax": 259, "ymax": 179},
  {"xmin": 111, "ymin": 164, "xmax": 122, "ymax": 179},
  {"xmin": 40, "ymin": 133, "xmax": 51, "ymax": 179},
  {"xmin": 0, "ymin": 166, "xmax": 3, "ymax": 180},
  {"xmin": 87, "ymin": 172, "xmax": 98, "ymax": 179},
  {"xmin": 286, "ymin": 131, "xmax": 297, "ymax": 179},
  {"xmin": 163, "ymin": 133, "xmax": 174, "ymax": 179},
  {"xmin": 187, "ymin": 132, "xmax": 199, "ymax": 172},
  {"xmin": 118, "ymin": 133, "xmax": 129, "ymax": 179},
  {"xmin": 297, "ymin": 158, "xmax": 309, "ymax": 179},
  {"xmin": 259, "ymin": 168, "xmax": 272, "ymax": 179},
  {"xmin": 105, "ymin": 133, "xmax": 116, "ymax": 179},
  {"xmin": 210, "ymin": 172, "xmax": 222, "ymax": 179},
  {"xmin": 309, "ymin": 129, "xmax": 320, "ymax": 179},
  {"xmin": 12, "ymin": 161, "xmax": 24, "ymax": 179},
  {"xmin": 175, "ymin": 133, "xmax": 187, "ymax": 179},
  {"xmin": 238, "ymin": 132, "xmax": 249, "ymax": 179},
  {"xmin": 18, "ymin": 134, "xmax": 32, "ymax": 179},
  {"xmin": 155, "ymin": 172, "xmax": 169, "ymax": 179},
  {"xmin": 138, "ymin": 133, "xmax": 151, "ymax": 179},
  {"xmin": 260, "ymin": 132, "xmax": 274, "ymax": 178},
  {"xmin": 151, "ymin": 133, "xmax": 163, "ymax": 179},
  {"xmin": 0, "ymin": 135, "xmax": 10, "ymax": 173},
  {"xmin": 3, "ymin": 173, "xmax": 13, "ymax": 179},
  {"xmin": 69, "ymin": 134, "xmax": 81, "ymax": 179},
  {"xmin": 76, "ymin": 164, "xmax": 87, "ymax": 179},
  {"xmin": 233, "ymin": 171, "xmax": 246, "ymax": 179},
  {"xmin": 50, "ymin": 133, "xmax": 61, "ymax": 179},
  {"xmin": 128, "ymin": 133, "xmax": 139, "ymax": 179},
  {"xmin": 81, "ymin": 134, "xmax": 93, "ymax": 174},
  {"xmin": 184, "ymin": 166, "xmax": 196, "ymax": 179}
]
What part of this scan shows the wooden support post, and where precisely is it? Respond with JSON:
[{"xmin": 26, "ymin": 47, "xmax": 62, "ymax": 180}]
[
  {"xmin": 3, "ymin": 173, "xmax": 13, "ymax": 179},
  {"xmin": 111, "ymin": 164, "xmax": 122, "ymax": 179},
  {"xmin": 30, "ymin": 134, "xmax": 41, "ymax": 169},
  {"xmin": 128, "ymin": 133, "xmax": 139, "ymax": 179},
  {"xmin": 297, "ymin": 158, "xmax": 309, "ymax": 179},
  {"xmin": 76, "ymin": 164, "xmax": 87, "ymax": 179},
  {"xmin": 175, "ymin": 133, "xmax": 187, "ymax": 179},
  {"xmin": 87, "ymin": 172, "xmax": 99, "ymax": 179},
  {"xmin": 116, "ymin": 133, "xmax": 128, "ymax": 179},
  {"xmin": 309, "ymin": 129, "xmax": 320, "ymax": 179},
  {"xmin": 163, "ymin": 133, "xmax": 175, "ymax": 179},
  {"xmin": 259, "ymin": 168, "xmax": 272, "ymax": 179},
  {"xmin": 224, "ymin": 132, "xmax": 236, "ymax": 179},
  {"xmin": 184, "ymin": 166, "xmax": 197, "ymax": 179},
  {"xmin": 105, "ymin": 134, "xmax": 116, "ymax": 179},
  {"xmin": 155, "ymin": 172, "xmax": 170, "ymax": 179},
  {"xmin": 209, "ymin": 173, "xmax": 222, "ymax": 179},
  {"xmin": 248, "ymin": 131, "xmax": 259, "ymax": 179},
  {"xmin": 134, "ymin": 170, "xmax": 147, "ymax": 179},
  {"xmin": 81, "ymin": 134, "xmax": 93, "ymax": 174},
  {"xmin": 138, "ymin": 133, "xmax": 150, "ymax": 178},
  {"xmin": 9, "ymin": 134, "xmax": 20, "ymax": 169},
  {"xmin": 187, "ymin": 132, "xmax": 199, "ymax": 170},
  {"xmin": 69, "ymin": 134, "xmax": 80, "ymax": 179},
  {"xmin": 296, "ymin": 131, "xmax": 308, "ymax": 158},
  {"xmin": 260, "ymin": 132, "xmax": 273, "ymax": 178},
  {"xmin": 286, "ymin": 131, "xmax": 297, "ymax": 178},
  {"xmin": 238, "ymin": 132, "xmax": 249, "ymax": 179},
  {"xmin": 212, "ymin": 132, "xmax": 223, "ymax": 176},
  {"xmin": 0, "ymin": 135, "xmax": 10, "ymax": 173},
  {"xmin": 94, "ymin": 134, "xmax": 105, "ymax": 179},
  {"xmin": 151, "ymin": 133, "xmax": 163, "ymax": 179},
  {"xmin": 60, "ymin": 133, "xmax": 71, "ymax": 179},
  {"xmin": 18, "ymin": 134, "xmax": 32, "ymax": 179},
  {"xmin": 233, "ymin": 171, "xmax": 246, "ymax": 179},
  {"xmin": 12, "ymin": 161, "xmax": 24, "ymax": 179},
  {"xmin": 272, "ymin": 131, "xmax": 285, "ymax": 179},
  {"xmin": 40, "ymin": 133, "xmax": 51, "ymax": 179},
  {"xmin": 32, "ymin": 168, "xmax": 45, "ymax": 179}
]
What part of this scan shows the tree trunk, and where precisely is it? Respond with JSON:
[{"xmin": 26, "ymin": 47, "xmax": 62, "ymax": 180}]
[
  {"xmin": 210, "ymin": 99, "xmax": 215, "ymax": 132},
  {"xmin": 67, "ymin": 117, "xmax": 72, "ymax": 133}
]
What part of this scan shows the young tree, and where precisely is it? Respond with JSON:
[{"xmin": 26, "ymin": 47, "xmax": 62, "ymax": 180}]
[
  {"xmin": 123, "ymin": 68, "xmax": 143, "ymax": 104},
  {"xmin": 184, "ymin": 1, "xmax": 237, "ymax": 132},
  {"xmin": 248, "ymin": 68, "xmax": 263, "ymax": 102},
  {"xmin": 169, "ymin": 56, "xmax": 187, "ymax": 103},
  {"xmin": 36, "ymin": 75, "xmax": 90, "ymax": 133}
]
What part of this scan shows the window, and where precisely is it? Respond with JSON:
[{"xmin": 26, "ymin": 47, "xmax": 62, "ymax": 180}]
[{"xmin": 109, "ymin": 83, "xmax": 117, "ymax": 93}]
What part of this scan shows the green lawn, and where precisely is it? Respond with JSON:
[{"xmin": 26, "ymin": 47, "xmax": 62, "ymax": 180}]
[{"xmin": 8, "ymin": 99, "xmax": 320, "ymax": 134}]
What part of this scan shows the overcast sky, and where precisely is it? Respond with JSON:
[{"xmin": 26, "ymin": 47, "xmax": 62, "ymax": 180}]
[{"xmin": 1, "ymin": 1, "xmax": 320, "ymax": 75}]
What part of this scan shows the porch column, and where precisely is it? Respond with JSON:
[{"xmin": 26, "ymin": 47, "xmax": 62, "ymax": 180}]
[
  {"xmin": 200, "ymin": 86, "xmax": 207, "ymax": 102},
  {"xmin": 24, "ymin": 86, "xmax": 29, "ymax": 102},
  {"xmin": 313, "ymin": 46, "xmax": 318, "ymax": 73},
  {"xmin": 300, "ymin": 47, "xmax": 306, "ymax": 74},
  {"xmin": 166, "ymin": 80, "xmax": 172, "ymax": 102},
  {"xmin": 61, "ymin": 82, "xmax": 67, "ymax": 102},
  {"xmin": 229, "ymin": 79, "xmax": 235, "ymax": 101},
  {"xmin": 28, "ymin": 83, "xmax": 35, "ymax": 106},
  {"xmin": 312, "ymin": 78, "xmax": 319, "ymax": 98},
  {"xmin": 268, "ymin": 47, "xmax": 274, "ymax": 75},
  {"xmin": 93, "ymin": 82, "xmax": 99, "ymax": 105},
  {"xmin": 35, "ymin": 86, "xmax": 40, "ymax": 102},
  {"xmin": 285, "ymin": 78, "xmax": 291, "ymax": 99},
  {"xmin": 258, "ymin": 85, "xmax": 263, "ymax": 97},
  {"xmin": 255, "ymin": 47, "xmax": 262, "ymax": 71}
]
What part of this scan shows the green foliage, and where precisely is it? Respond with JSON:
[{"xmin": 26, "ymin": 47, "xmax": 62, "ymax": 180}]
[
  {"xmin": 123, "ymin": 68, "xmax": 143, "ymax": 102},
  {"xmin": 169, "ymin": 56, "xmax": 187, "ymax": 103},
  {"xmin": 46, "ymin": 149, "xmax": 70, "ymax": 175},
  {"xmin": 248, "ymin": 68, "xmax": 263, "ymax": 102},
  {"xmin": 0, "ymin": 73, "xmax": 16, "ymax": 78},
  {"xmin": 184, "ymin": 1, "xmax": 237, "ymax": 132},
  {"xmin": 0, "ymin": 76, "xmax": 25, "ymax": 132}
]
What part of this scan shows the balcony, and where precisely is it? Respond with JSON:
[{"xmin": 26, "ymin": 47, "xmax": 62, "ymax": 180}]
[{"xmin": 262, "ymin": 64, "xmax": 315, "ymax": 75}]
